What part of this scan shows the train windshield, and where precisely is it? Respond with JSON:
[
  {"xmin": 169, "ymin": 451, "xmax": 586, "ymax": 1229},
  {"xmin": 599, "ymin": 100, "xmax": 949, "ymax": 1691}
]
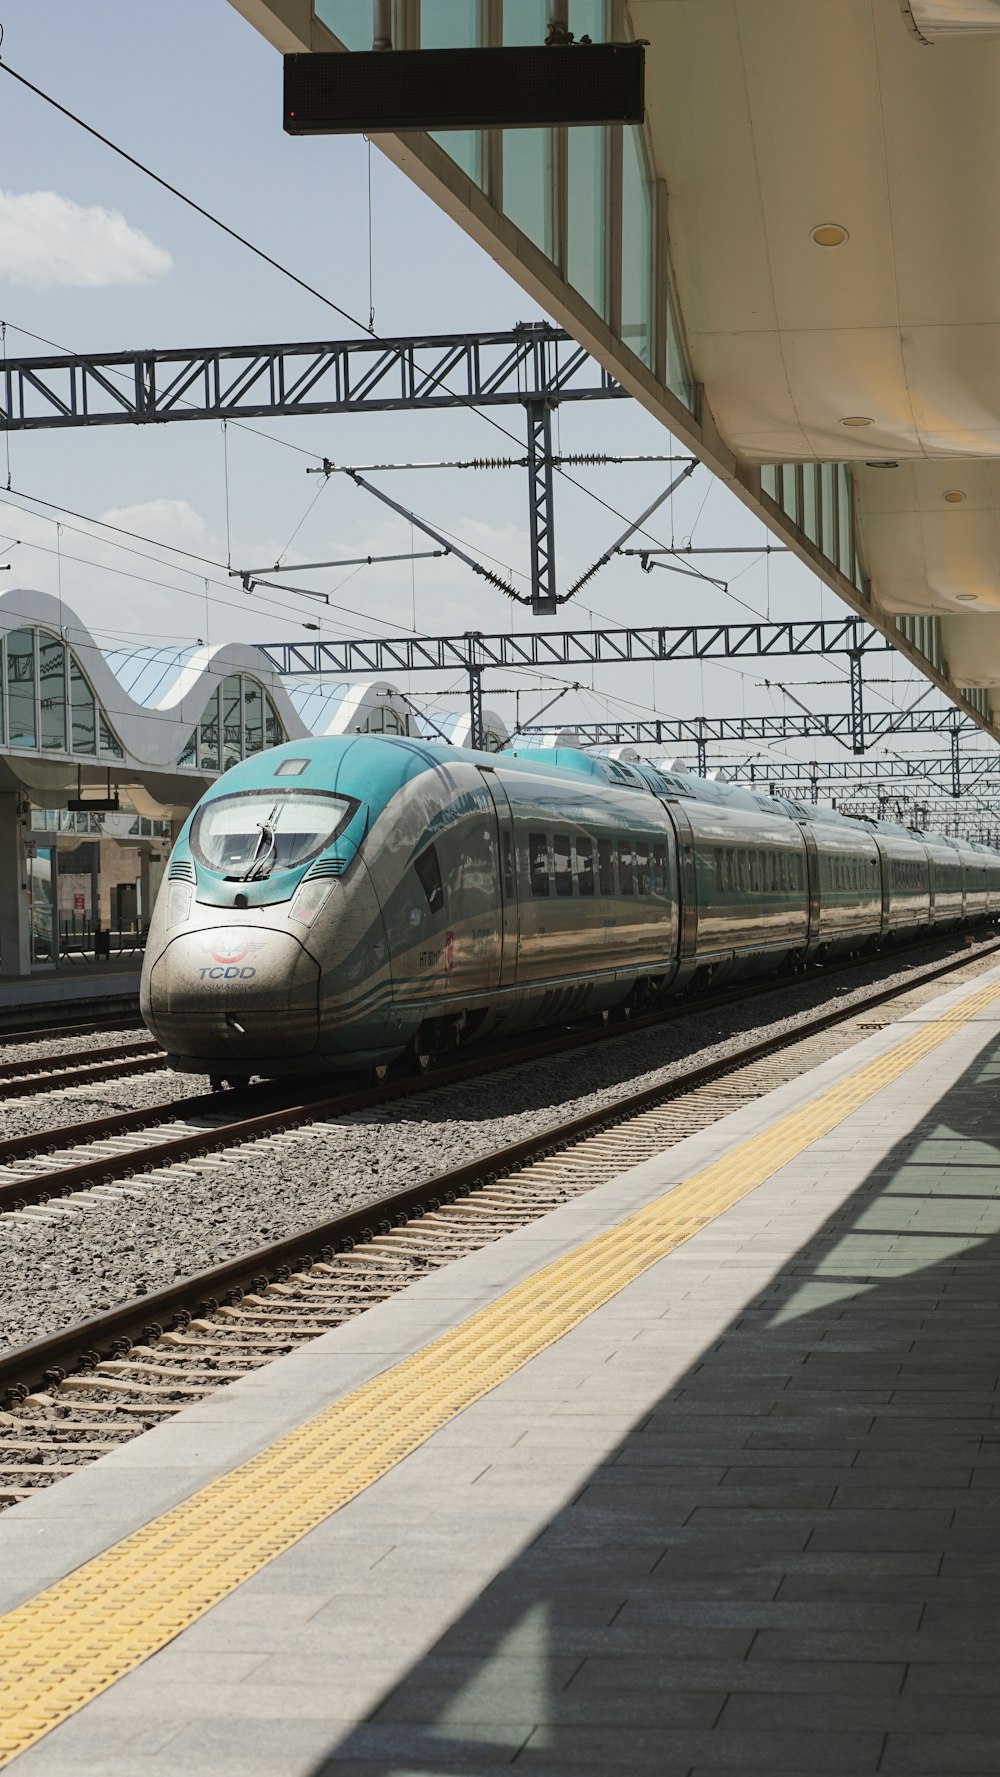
[{"xmin": 191, "ymin": 790, "xmax": 358, "ymax": 880}]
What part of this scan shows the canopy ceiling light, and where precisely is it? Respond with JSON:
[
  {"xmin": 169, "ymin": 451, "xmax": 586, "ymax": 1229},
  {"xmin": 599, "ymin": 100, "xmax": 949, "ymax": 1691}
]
[
  {"xmin": 956, "ymin": 591, "xmax": 979, "ymax": 600},
  {"xmin": 943, "ymin": 489, "xmax": 967, "ymax": 502},
  {"xmin": 840, "ymin": 415, "xmax": 874, "ymax": 427},
  {"xmin": 811, "ymin": 224, "xmax": 849, "ymax": 246},
  {"xmin": 901, "ymin": 0, "xmax": 1000, "ymax": 40}
]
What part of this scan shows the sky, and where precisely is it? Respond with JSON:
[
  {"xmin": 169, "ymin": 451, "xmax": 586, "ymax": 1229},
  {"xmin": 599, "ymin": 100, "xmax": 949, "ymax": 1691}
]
[{"xmin": 0, "ymin": 0, "xmax": 959, "ymax": 789}]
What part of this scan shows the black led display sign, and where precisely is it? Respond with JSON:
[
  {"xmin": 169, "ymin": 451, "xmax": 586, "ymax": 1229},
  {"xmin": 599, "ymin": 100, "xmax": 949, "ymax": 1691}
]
[{"xmin": 283, "ymin": 44, "xmax": 644, "ymax": 135}]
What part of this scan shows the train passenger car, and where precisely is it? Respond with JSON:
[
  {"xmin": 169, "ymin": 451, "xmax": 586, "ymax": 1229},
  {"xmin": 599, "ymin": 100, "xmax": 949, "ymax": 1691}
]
[{"xmin": 923, "ymin": 834, "xmax": 966, "ymax": 930}]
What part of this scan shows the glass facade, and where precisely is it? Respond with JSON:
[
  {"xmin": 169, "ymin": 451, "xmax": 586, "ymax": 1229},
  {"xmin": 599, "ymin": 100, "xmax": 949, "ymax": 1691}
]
[
  {"xmin": 311, "ymin": 0, "xmax": 695, "ymax": 409},
  {"xmin": 178, "ymin": 677, "xmax": 287, "ymax": 773},
  {"xmin": 761, "ymin": 459, "xmax": 870, "ymax": 601}
]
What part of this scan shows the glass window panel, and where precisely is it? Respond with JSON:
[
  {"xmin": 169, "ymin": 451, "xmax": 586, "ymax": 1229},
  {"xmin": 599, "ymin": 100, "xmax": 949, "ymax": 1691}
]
[
  {"xmin": 529, "ymin": 831, "xmax": 550, "ymax": 897},
  {"xmin": 760, "ymin": 464, "xmax": 778, "ymax": 501},
  {"xmin": 179, "ymin": 729, "xmax": 196, "ymax": 767},
  {"xmin": 424, "ymin": 0, "xmax": 483, "ymax": 184},
  {"xmin": 265, "ymin": 695, "xmax": 284, "ymax": 750},
  {"xmin": 780, "ymin": 463, "xmax": 799, "ymax": 525},
  {"xmin": 503, "ymin": 2, "xmax": 553, "ymax": 258},
  {"xmin": 619, "ymin": 840, "xmax": 634, "ymax": 894},
  {"xmin": 567, "ymin": 126, "xmax": 605, "ymax": 315},
  {"xmin": 838, "ymin": 464, "xmax": 853, "ymax": 575},
  {"xmin": 802, "ymin": 465, "xmax": 819, "ymax": 544},
  {"xmin": 576, "ymin": 835, "xmax": 595, "ymax": 895},
  {"xmin": 666, "ymin": 275, "xmax": 694, "ymax": 409},
  {"xmin": 69, "ymin": 655, "xmax": 96, "ymax": 755},
  {"xmin": 553, "ymin": 832, "xmax": 572, "ymax": 896},
  {"xmin": 821, "ymin": 462, "xmax": 836, "ymax": 561},
  {"xmin": 38, "ymin": 635, "xmax": 66, "ymax": 751},
  {"xmin": 621, "ymin": 124, "xmax": 653, "ymax": 367},
  {"xmin": 199, "ymin": 690, "xmax": 220, "ymax": 772},
  {"xmin": 99, "ymin": 715, "xmax": 124, "ymax": 760},
  {"xmin": 222, "ymin": 674, "xmax": 242, "ymax": 770},
  {"xmin": 598, "ymin": 837, "xmax": 614, "ymax": 895},
  {"xmin": 243, "ymin": 680, "xmax": 264, "ymax": 755},
  {"xmin": 314, "ymin": 0, "xmax": 371, "ymax": 50},
  {"xmin": 7, "ymin": 629, "xmax": 35, "ymax": 748}
]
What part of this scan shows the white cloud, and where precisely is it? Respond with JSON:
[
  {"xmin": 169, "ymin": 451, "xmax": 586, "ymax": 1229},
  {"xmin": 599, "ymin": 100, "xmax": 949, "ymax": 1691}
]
[
  {"xmin": 0, "ymin": 189, "xmax": 172, "ymax": 288},
  {"xmin": 98, "ymin": 499, "xmax": 212, "ymax": 548}
]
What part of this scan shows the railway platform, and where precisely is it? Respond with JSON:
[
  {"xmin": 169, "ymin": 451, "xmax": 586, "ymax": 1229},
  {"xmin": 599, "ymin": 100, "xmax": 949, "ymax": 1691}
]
[
  {"xmin": 0, "ymin": 960, "xmax": 142, "ymax": 1032},
  {"xmin": 4, "ymin": 964, "xmax": 1000, "ymax": 1773}
]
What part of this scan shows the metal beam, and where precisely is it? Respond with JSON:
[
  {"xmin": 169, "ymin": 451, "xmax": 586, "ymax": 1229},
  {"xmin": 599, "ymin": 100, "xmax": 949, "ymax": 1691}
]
[
  {"xmin": 0, "ymin": 324, "xmax": 627, "ymax": 431},
  {"xmin": 255, "ymin": 619, "xmax": 897, "ymax": 677}
]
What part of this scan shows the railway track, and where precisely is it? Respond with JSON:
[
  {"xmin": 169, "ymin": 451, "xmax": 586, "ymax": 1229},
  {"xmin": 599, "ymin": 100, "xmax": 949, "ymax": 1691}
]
[
  {"xmin": 1, "ymin": 933, "xmax": 998, "ymax": 1504},
  {"xmin": 0, "ymin": 1038, "xmax": 162, "ymax": 1100},
  {"xmin": 3, "ymin": 931, "xmax": 998, "ymax": 1222}
]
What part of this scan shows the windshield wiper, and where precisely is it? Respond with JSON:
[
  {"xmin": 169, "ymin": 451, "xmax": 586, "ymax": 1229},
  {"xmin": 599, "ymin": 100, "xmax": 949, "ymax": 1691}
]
[{"xmin": 227, "ymin": 811, "xmax": 278, "ymax": 882}]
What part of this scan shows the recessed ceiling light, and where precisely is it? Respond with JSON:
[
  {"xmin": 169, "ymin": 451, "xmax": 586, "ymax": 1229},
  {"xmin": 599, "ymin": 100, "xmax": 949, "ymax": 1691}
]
[
  {"xmin": 943, "ymin": 489, "xmax": 966, "ymax": 503},
  {"xmin": 811, "ymin": 223, "xmax": 849, "ymax": 247},
  {"xmin": 956, "ymin": 592, "xmax": 978, "ymax": 602},
  {"xmin": 864, "ymin": 460, "xmax": 900, "ymax": 469},
  {"xmin": 840, "ymin": 415, "xmax": 874, "ymax": 427}
]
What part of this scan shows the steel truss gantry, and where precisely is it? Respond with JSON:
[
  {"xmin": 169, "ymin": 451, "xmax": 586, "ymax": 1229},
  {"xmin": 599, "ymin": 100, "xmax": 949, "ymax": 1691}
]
[
  {"xmin": 0, "ymin": 322, "xmax": 627, "ymax": 620},
  {"xmin": 256, "ymin": 617, "xmax": 894, "ymax": 679},
  {"xmin": 726, "ymin": 751, "xmax": 1000, "ymax": 801},
  {"xmin": 527, "ymin": 707, "xmax": 981, "ymax": 753}
]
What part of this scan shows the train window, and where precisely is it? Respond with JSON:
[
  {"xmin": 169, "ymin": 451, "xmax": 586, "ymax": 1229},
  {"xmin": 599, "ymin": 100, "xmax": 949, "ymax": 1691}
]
[
  {"xmin": 529, "ymin": 832, "xmax": 550, "ymax": 898},
  {"xmin": 653, "ymin": 843, "xmax": 666, "ymax": 893},
  {"xmin": 554, "ymin": 833, "xmax": 573, "ymax": 897},
  {"xmin": 598, "ymin": 839, "xmax": 614, "ymax": 896},
  {"xmin": 619, "ymin": 841, "xmax": 634, "ymax": 895},
  {"xmin": 576, "ymin": 836, "xmax": 595, "ymax": 896},
  {"xmin": 502, "ymin": 830, "xmax": 515, "ymax": 901},
  {"xmin": 714, "ymin": 847, "xmax": 723, "ymax": 889},
  {"xmin": 415, "ymin": 844, "xmax": 444, "ymax": 914},
  {"xmin": 190, "ymin": 788, "xmax": 359, "ymax": 879},
  {"xmin": 636, "ymin": 841, "xmax": 650, "ymax": 895}
]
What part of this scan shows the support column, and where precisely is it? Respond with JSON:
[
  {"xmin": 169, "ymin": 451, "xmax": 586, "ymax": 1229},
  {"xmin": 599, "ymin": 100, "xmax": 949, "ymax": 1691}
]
[
  {"xmin": 0, "ymin": 795, "xmax": 31, "ymax": 977},
  {"xmin": 525, "ymin": 398, "xmax": 558, "ymax": 616}
]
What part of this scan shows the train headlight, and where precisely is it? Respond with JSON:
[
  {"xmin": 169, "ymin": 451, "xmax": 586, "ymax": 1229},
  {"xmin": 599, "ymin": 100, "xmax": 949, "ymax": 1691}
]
[
  {"xmin": 288, "ymin": 878, "xmax": 335, "ymax": 927},
  {"xmin": 166, "ymin": 882, "xmax": 193, "ymax": 929}
]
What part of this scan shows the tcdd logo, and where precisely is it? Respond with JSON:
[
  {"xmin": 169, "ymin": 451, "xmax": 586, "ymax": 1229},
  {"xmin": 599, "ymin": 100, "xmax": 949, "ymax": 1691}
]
[
  {"xmin": 198, "ymin": 966, "xmax": 257, "ymax": 981},
  {"xmin": 209, "ymin": 940, "xmax": 251, "ymax": 966}
]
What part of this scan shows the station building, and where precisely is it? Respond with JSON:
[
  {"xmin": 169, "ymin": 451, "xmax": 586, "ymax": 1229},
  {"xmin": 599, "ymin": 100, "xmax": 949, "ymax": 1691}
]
[{"xmin": 0, "ymin": 589, "xmax": 449, "ymax": 979}]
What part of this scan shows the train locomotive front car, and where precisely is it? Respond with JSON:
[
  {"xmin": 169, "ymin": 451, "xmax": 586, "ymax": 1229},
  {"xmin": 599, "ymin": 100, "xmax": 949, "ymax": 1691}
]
[{"xmin": 141, "ymin": 733, "xmax": 679, "ymax": 1081}]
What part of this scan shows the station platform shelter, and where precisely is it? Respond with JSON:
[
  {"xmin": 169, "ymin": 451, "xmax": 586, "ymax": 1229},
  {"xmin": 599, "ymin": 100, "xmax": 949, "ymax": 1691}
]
[
  {"xmin": 228, "ymin": 0, "xmax": 1000, "ymax": 754},
  {"xmin": 4, "ymin": 956, "xmax": 1000, "ymax": 1772}
]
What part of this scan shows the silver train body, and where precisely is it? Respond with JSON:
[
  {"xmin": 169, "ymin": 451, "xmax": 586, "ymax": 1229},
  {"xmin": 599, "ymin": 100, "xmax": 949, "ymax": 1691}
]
[{"xmin": 141, "ymin": 736, "xmax": 1000, "ymax": 1079}]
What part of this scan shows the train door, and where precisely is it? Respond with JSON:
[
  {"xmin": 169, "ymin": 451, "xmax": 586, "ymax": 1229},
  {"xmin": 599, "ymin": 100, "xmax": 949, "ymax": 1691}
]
[
  {"xmin": 798, "ymin": 823, "xmax": 820, "ymax": 946},
  {"xmin": 478, "ymin": 768, "xmax": 519, "ymax": 988},
  {"xmin": 662, "ymin": 801, "xmax": 697, "ymax": 967}
]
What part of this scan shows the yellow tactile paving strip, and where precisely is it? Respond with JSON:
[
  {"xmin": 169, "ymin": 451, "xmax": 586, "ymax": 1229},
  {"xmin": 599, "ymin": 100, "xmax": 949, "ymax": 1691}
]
[{"xmin": 2, "ymin": 975, "xmax": 1000, "ymax": 1765}]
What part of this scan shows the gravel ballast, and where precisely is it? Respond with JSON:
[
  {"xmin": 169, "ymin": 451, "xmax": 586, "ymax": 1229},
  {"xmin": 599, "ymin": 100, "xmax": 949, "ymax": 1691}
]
[{"xmin": 2, "ymin": 936, "xmax": 998, "ymax": 1353}]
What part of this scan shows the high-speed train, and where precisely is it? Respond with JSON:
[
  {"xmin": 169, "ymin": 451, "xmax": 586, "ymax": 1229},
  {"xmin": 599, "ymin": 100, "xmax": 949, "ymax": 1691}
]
[{"xmin": 140, "ymin": 733, "xmax": 1000, "ymax": 1083}]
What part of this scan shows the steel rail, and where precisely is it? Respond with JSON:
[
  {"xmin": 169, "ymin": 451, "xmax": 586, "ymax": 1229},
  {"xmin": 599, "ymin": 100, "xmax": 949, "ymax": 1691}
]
[
  {"xmin": 3, "ymin": 933, "xmax": 998, "ymax": 1403},
  {"xmin": 2, "ymin": 928, "xmax": 997, "ymax": 1204},
  {"xmin": 0, "ymin": 1039, "xmax": 158, "ymax": 1083},
  {"xmin": 0, "ymin": 1051, "xmax": 164, "ymax": 1101}
]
